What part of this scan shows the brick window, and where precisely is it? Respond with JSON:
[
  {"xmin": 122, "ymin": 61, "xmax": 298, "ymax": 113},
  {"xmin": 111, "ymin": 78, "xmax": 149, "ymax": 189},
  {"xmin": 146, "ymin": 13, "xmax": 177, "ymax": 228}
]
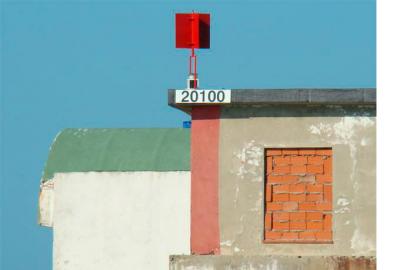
[{"xmin": 264, "ymin": 148, "xmax": 333, "ymax": 243}]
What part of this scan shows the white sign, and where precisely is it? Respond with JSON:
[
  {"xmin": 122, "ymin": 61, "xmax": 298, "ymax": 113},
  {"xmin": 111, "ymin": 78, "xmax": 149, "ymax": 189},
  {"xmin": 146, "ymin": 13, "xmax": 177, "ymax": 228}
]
[{"xmin": 175, "ymin": 89, "xmax": 231, "ymax": 104}]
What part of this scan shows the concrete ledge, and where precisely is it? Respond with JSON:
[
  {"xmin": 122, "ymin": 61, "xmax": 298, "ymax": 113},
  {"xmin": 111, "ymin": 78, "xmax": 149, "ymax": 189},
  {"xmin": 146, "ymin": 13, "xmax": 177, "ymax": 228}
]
[
  {"xmin": 169, "ymin": 255, "xmax": 376, "ymax": 270},
  {"xmin": 168, "ymin": 88, "xmax": 376, "ymax": 114}
]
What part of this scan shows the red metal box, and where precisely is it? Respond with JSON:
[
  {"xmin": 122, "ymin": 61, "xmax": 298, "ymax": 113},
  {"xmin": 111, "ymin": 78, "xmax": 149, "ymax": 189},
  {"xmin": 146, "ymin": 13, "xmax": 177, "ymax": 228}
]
[{"xmin": 175, "ymin": 13, "xmax": 210, "ymax": 49}]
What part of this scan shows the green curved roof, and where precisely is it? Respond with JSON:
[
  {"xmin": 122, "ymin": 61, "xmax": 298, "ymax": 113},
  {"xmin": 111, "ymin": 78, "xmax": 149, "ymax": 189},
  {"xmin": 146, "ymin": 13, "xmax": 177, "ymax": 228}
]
[{"xmin": 42, "ymin": 128, "xmax": 190, "ymax": 181}]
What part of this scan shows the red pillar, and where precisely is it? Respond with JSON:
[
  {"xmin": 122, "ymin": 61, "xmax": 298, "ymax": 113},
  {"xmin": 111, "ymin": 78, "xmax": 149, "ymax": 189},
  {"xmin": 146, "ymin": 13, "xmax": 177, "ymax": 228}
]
[{"xmin": 190, "ymin": 106, "xmax": 220, "ymax": 254}]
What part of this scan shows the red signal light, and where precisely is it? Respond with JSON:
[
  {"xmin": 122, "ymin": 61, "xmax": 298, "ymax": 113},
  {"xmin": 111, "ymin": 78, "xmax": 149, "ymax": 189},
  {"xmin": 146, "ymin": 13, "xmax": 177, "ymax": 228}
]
[
  {"xmin": 175, "ymin": 13, "xmax": 210, "ymax": 49},
  {"xmin": 175, "ymin": 12, "xmax": 210, "ymax": 89}
]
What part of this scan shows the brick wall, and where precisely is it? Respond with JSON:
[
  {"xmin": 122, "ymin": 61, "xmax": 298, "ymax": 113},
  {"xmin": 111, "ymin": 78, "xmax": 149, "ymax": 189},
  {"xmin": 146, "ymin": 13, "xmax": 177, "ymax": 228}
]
[{"xmin": 264, "ymin": 148, "xmax": 333, "ymax": 243}]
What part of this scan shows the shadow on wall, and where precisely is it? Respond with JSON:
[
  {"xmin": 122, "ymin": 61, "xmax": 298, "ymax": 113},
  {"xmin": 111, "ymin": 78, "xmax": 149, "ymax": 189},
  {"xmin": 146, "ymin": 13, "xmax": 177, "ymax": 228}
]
[{"xmin": 220, "ymin": 105, "xmax": 376, "ymax": 119}]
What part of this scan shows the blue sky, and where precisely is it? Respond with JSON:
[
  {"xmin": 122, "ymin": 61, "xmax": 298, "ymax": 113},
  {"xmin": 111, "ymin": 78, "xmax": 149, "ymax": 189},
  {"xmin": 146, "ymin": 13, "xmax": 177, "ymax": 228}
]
[{"xmin": 1, "ymin": 1, "xmax": 375, "ymax": 269}]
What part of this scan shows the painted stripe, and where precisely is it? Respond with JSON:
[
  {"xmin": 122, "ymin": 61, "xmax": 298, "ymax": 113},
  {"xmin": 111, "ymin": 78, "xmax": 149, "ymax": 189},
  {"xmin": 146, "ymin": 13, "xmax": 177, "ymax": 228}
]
[{"xmin": 190, "ymin": 106, "xmax": 220, "ymax": 254}]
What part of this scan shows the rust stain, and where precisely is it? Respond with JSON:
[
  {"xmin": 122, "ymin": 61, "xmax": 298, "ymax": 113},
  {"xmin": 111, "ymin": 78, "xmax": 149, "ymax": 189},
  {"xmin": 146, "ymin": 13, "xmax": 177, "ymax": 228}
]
[{"xmin": 335, "ymin": 256, "xmax": 376, "ymax": 270}]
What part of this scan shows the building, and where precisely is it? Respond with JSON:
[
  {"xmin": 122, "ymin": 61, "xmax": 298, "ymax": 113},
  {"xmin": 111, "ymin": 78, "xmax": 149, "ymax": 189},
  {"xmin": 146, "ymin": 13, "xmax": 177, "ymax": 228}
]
[
  {"xmin": 38, "ymin": 88, "xmax": 376, "ymax": 269},
  {"xmin": 38, "ymin": 128, "xmax": 191, "ymax": 269}
]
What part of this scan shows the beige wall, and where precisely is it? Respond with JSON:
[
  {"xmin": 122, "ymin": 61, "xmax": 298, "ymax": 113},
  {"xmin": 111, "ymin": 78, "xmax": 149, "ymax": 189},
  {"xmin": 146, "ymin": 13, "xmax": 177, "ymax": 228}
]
[{"xmin": 218, "ymin": 105, "xmax": 376, "ymax": 256}]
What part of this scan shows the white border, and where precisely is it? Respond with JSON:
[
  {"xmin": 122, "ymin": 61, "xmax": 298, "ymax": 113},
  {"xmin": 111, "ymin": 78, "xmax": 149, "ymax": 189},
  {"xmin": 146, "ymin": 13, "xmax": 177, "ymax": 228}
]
[{"xmin": 378, "ymin": 0, "xmax": 400, "ymax": 268}]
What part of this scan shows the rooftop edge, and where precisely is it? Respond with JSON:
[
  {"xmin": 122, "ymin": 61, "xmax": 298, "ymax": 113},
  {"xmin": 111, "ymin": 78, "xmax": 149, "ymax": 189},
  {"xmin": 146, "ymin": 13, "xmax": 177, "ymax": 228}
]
[{"xmin": 168, "ymin": 88, "xmax": 376, "ymax": 114}]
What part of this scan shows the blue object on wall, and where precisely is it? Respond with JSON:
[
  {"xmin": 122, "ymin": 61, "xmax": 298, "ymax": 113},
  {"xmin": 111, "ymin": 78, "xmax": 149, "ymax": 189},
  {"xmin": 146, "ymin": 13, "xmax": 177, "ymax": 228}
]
[{"xmin": 183, "ymin": 121, "xmax": 192, "ymax": 128}]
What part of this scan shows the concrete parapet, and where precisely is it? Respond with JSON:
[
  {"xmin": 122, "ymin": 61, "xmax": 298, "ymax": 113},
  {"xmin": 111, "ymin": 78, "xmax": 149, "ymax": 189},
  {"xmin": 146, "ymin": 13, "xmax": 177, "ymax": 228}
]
[{"xmin": 169, "ymin": 255, "xmax": 376, "ymax": 270}]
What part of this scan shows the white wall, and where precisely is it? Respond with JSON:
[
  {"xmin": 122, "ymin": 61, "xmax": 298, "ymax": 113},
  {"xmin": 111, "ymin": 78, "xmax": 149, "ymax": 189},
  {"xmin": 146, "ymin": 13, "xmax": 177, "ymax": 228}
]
[{"xmin": 52, "ymin": 171, "xmax": 191, "ymax": 270}]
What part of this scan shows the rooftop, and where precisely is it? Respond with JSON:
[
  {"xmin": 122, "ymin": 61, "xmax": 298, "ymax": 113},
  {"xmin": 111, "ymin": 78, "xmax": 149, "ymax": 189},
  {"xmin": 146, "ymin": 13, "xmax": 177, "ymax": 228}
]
[
  {"xmin": 168, "ymin": 88, "xmax": 376, "ymax": 114},
  {"xmin": 42, "ymin": 128, "xmax": 190, "ymax": 182}
]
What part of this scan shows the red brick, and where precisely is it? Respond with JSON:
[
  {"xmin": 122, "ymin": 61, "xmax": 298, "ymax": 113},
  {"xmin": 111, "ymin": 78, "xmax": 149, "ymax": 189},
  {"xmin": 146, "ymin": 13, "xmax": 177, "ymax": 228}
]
[
  {"xmin": 282, "ymin": 232, "xmax": 298, "ymax": 240},
  {"xmin": 315, "ymin": 231, "xmax": 332, "ymax": 240},
  {"xmin": 265, "ymin": 231, "xmax": 282, "ymax": 239},
  {"xmin": 266, "ymin": 185, "xmax": 272, "ymax": 202},
  {"xmin": 267, "ymin": 149, "xmax": 282, "ymax": 156},
  {"xmin": 307, "ymin": 165, "xmax": 324, "ymax": 174},
  {"xmin": 306, "ymin": 184, "xmax": 323, "ymax": 193},
  {"xmin": 323, "ymin": 157, "xmax": 332, "ymax": 176},
  {"xmin": 315, "ymin": 202, "xmax": 332, "ymax": 211},
  {"xmin": 306, "ymin": 193, "xmax": 323, "ymax": 202},
  {"xmin": 265, "ymin": 213, "xmax": 272, "ymax": 230},
  {"xmin": 273, "ymin": 193, "xmax": 289, "ymax": 202},
  {"xmin": 273, "ymin": 212, "xmax": 290, "ymax": 221},
  {"xmin": 290, "ymin": 212, "xmax": 306, "ymax": 221},
  {"xmin": 315, "ymin": 149, "xmax": 332, "ymax": 156},
  {"xmin": 282, "ymin": 202, "xmax": 298, "ymax": 211},
  {"xmin": 273, "ymin": 221, "xmax": 289, "ymax": 230},
  {"xmin": 324, "ymin": 185, "xmax": 333, "ymax": 202},
  {"xmin": 307, "ymin": 156, "xmax": 324, "ymax": 165},
  {"xmin": 267, "ymin": 175, "xmax": 283, "ymax": 184},
  {"xmin": 280, "ymin": 175, "xmax": 298, "ymax": 184},
  {"xmin": 299, "ymin": 202, "xmax": 316, "ymax": 210},
  {"xmin": 307, "ymin": 221, "xmax": 323, "ymax": 230},
  {"xmin": 282, "ymin": 149, "xmax": 298, "ymax": 155},
  {"xmin": 290, "ymin": 193, "xmax": 306, "ymax": 202},
  {"xmin": 290, "ymin": 221, "xmax": 306, "ymax": 230},
  {"xmin": 291, "ymin": 165, "xmax": 307, "ymax": 174},
  {"xmin": 290, "ymin": 183, "xmax": 306, "ymax": 193},
  {"xmin": 265, "ymin": 148, "xmax": 334, "ymax": 243},
  {"xmin": 324, "ymin": 214, "xmax": 332, "ymax": 231},
  {"xmin": 316, "ymin": 174, "xmax": 332, "ymax": 183},
  {"xmin": 299, "ymin": 231, "xmax": 316, "ymax": 239},
  {"xmin": 306, "ymin": 212, "xmax": 323, "ymax": 221},
  {"xmin": 273, "ymin": 184, "xmax": 290, "ymax": 193},
  {"xmin": 266, "ymin": 156, "xmax": 273, "ymax": 174},
  {"xmin": 290, "ymin": 156, "xmax": 307, "ymax": 165},
  {"xmin": 298, "ymin": 149, "xmax": 316, "ymax": 155},
  {"xmin": 274, "ymin": 156, "xmax": 291, "ymax": 165},
  {"xmin": 267, "ymin": 202, "xmax": 283, "ymax": 211},
  {"xmin": 269, "ymin": 175, "xmax": 297, "ymax": 184},
  {"xmin": 272, "ymin": 165, "xmax": 291, "ymax": 174}
]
